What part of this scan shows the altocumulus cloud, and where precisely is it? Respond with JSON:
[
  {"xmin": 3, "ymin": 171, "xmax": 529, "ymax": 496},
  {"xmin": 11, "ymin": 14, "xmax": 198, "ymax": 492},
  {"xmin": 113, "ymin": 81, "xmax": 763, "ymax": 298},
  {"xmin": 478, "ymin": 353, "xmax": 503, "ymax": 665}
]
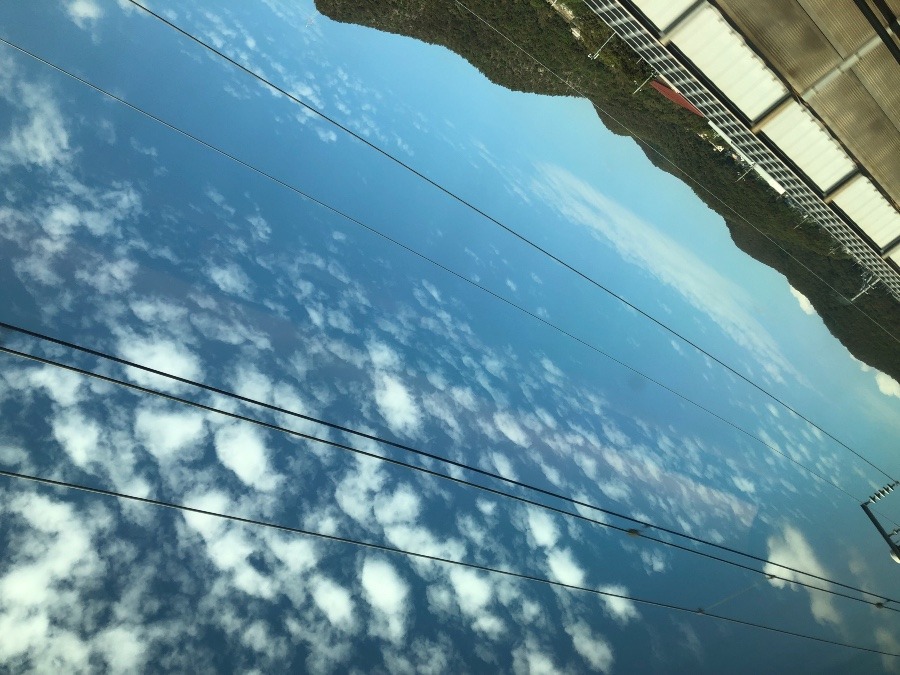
[
  {"xmin": 212, "ymin": 423, "xmax": 280, "ymax": 491},
  {"xmin": 373, "ymin": 372, "xmax": 422, "ymax": 437},
  {"xmin": 361, "ymin": 557, "xmax": 410, "ymax": 643}
]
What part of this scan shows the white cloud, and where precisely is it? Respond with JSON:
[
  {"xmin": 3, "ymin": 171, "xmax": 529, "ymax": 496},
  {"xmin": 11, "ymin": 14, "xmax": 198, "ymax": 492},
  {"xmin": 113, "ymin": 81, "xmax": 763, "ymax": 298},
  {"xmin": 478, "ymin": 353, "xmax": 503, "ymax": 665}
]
[
  {"xmin": 788, "ymin": 286, "xmax": 815, "ymax": 315},
  {"xmin": 373, "ymin": 372, "xmax": 422, "ymax": 437},
  {"xmin": 875, "ymin": 372, "xmax": 900, "ymax": 399},
  {"xmin": 51, "ymin": 408, "xmax": 100, "ymax": 467},
  {"xmin": 532, "ymin": 164, "xmax": 796, "ymax": 383},
  {"xmin": 383, "ymin": 523, "xmax": 466, "ymax": 562},
  {"xmin": 597, "ymin": 584, "xmax": 640, "ymax": 624},
  {"xmin": 118, "ymin": 336, "xmax": 203, "ymax": 386},
  {"xmin": 207, "ymin": 263, "xmax": 252, "ymax": 298},
  {"xmin": 450, "ymin": 386, "xmax": 476, "ymax": 411},
  {"xmin": 213, "ymin": 423, "xmax": 279, "ymax": 491},
  {"xmin": 546, "ymin": 549, "xmax": 585, "ymax": 586},
  {"xmin": 334, "ymin": 459, "xmax": 385, "ymax": 524},
  {"xmin": 0, "ymin": 493, "xmax": 111, "ymax": 671},
  {"xmin": 181, "ymin": 490, "xmax": 232, "ymax": 538},
  {"xmin": 65, "ymin": 0, "xmax": 103, "ymax": 27},
  {"xmin": 639, "ymin": 549, "xmax": 668, "ymax": 574},
  {"xmin": 448, "ymin": 568, "xmax": 492, "ymax": 616},
  {"xmin": 93, "ymin": 627, "xmax": 147, "ymax": 673},
  {"xmin": 731, "ymin": 475, "xmax": 756, "ymax": 495},
  {"xmin": 205, "ymin": 529, "xmax": 276, "ymax": 599},
  {"xmin": 526, "ymin": 510, "xmax": 559, "ymax": 548},
  {"xmin": 16, "ymin": 365, "xmax": 84, "ymax": 406},
  {"xmin": 76, "ymin": 257, "xmax": 137, "ymax": 294},
  {"xmin": 565, "ymin": 621, "xmax": 614, "ymax": 673},
  {"xmin": 512, "ymin": 640, "xmax": 559, "ymax": 675},
  {"xmin": 493, "ymin": 412, "xmax": 528, "ymax": 446},
  {"xmin": 310, "ymin": 575, "xmax": 355, "ymax": 630},
  {"xmin": 0, "ymin": 80, "xmax": 70, "ymax": 171},
  {"xmin": 361, "ymin": 557, "xmax": 409, "ymax": 643},
  {"xmin": 130, "ymin": 297, "xmax": 187, "ymax": 324},
  {"xmin": 374, "ymin": 484, "xmax": 421, "ymax": 526},
  {"xmin": 247, "ymin": 214, "xmax": 271, "ymax": 241},
  {"xmin": 267, "ymin": 536, "xmax": 318, "ymax": 575},
  {"xmin": 368, "ymin": 341, "xmax": 400, "ymax": 370},
  {"xmin": 763, "ymin": 525, "xmax": 841, "ymax": 627},
  {"xmin": 491, "ymin": 453, "xmax": 518, "ymax": 481},
  {"xmin": 134, "ymin": 406, "xmax": 205, "ymax": 462},
  {"xmin": 315, "ymin": 127, "xmax": 338, "ymax": 143},
  {"xmin": 875, "ymin": 629, "xmax": 900, "ymax": 673}
]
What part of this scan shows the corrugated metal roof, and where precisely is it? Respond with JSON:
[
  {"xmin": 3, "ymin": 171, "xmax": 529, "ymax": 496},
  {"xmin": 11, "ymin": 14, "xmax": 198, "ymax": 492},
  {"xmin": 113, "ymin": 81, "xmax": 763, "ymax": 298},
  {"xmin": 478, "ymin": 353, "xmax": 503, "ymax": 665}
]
[
  {"xmin": 668, "ymin": 4, "xmax": 786, "ymax": 120},
  {"xmin": 629, "ymin": 0, "xmax": 695, "ymax": 30},
  {"xmin": 813, "ymin": 71, "xmax": 900, "ymax": 208},
  {"xmin": 714, "ymin": 0, "xmax": 841, "ymax": 91},
  {"xmin": 852, "ymin": 43, "xmax": 900, "ymax": 132},
  {"xmin": 759, "ymin": 101, "xmax": 855, "ymax": 191},
  {"xmin": 797, "ymin": 0, "xmax": 876, "ymax": 55},
  {"xmin": 833, "ymin": 177, "xmax": 900, "ymax": 248},
  {"xmin": 706, "ymin": 0, "xmax": 900, "ymax": 206}
]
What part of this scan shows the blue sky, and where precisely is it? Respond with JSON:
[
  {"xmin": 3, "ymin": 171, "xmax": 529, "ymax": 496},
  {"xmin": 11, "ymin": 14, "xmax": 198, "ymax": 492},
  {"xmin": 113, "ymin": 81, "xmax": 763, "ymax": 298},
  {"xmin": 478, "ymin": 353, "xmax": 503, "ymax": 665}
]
[{"xmin": 1, "ymin": 0, "xmax": 900, "ymax": 672}]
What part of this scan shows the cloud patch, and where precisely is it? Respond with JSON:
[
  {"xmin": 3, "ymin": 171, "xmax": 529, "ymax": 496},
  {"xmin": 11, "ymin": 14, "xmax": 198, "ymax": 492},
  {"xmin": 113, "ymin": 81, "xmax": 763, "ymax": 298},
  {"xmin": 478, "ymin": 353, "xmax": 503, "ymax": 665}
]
[
  {"xmin": 361, "ymin": 557, "xmax": 409, "ymax": 643},
  {"xmin": 373, "ymin": 372, "xmax": 422, "ymax": 437},
  {"xmin": 213, "ymin": 423, "xmax": 279, "ymax": 491},
  {"xmin": 763, "ymin": 525, "xmax": 841, "ymax": 628},
  {"xmin": 788, "ymin": 286, "xmax": 815, "ymax": 315}
]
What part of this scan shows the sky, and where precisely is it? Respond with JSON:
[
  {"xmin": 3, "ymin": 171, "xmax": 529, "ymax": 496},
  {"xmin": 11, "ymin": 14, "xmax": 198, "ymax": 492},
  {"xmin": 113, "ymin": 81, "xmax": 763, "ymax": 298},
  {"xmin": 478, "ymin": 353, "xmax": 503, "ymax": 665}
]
[{"xmin": 1, "ymin": 0, "xmax": 900, "ymax": 672}]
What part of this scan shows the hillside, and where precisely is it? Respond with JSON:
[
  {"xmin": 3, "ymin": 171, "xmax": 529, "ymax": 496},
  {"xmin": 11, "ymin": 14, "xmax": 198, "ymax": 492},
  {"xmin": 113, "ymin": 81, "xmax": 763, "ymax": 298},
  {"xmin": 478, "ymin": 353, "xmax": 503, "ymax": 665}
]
[{"xmin": 316, "ymin": 0, "xmax": 900, "ymax": 382}]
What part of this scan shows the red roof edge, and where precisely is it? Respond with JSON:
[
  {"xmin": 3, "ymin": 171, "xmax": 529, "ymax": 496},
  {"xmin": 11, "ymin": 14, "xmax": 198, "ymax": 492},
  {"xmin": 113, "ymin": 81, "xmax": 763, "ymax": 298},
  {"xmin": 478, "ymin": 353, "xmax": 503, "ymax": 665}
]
[{"xmin": 650, "ymin": 80, "xmax": 704, "ymax": 117}]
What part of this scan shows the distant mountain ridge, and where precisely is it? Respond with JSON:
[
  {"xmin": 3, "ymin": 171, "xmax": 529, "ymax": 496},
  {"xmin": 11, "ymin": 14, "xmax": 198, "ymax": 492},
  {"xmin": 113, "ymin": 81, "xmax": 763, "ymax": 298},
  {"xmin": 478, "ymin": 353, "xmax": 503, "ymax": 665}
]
[{"xmin": 316, "ymin": 0, "xmax": 900, "ymax": 383}]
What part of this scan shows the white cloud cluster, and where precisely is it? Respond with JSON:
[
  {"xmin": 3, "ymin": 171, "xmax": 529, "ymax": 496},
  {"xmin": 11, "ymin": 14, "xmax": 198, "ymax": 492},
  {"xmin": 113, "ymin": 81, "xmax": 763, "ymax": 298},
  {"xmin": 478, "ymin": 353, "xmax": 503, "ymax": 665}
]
[
  {"xmin": 875, "ymin": 372, "xmax": 900, "ymax": 399},
  {"xmin": 531, "ymin": 163, "xmax": 797, "ymax": 385},
  {"xmin": 0, "ymin": 78, "xmax": 70, "ymax": 171},
  {"xmin": 763, "ymin": 525, "xmax": 841, "ymax": 628},
  {"xmin": 213, "ymin": 423, "xmax": 280, "ymax": 491},
  {"xmin": 0, "ymin": 8, "xmax": 883, "ymax": 670},
  {"xmin": 118, "ymin": 335, "xmax": 204, "ymax": 387},
  {"xmin": 788, "ymin": 286, "xmax": 815, "ymax": 315},
  {"xmin": 361, "ymin": 557, "xmax": 410, "ymax": 643},
  {"xmin": 64, "ymin": 0, "xmax": 103, "ymax": 28},
  {"xmin": 0, "ymin": 492, "xmax": 148, "ymax": 673},
  {"xmin": 368, "ymin": 341, "xmax": 422, "ymax": 437}
]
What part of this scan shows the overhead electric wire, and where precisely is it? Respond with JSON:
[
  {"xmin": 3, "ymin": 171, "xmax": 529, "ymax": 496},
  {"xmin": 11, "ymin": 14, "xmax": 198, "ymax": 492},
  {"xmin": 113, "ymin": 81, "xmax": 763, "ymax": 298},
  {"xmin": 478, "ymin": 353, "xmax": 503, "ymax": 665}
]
[
  {"xmin": 0, "ymin": 36, "xmax": 882, "ymax": 510},
  {"xmin": 121, "ymin": 0, "xmax": 898, "ymax": 485},
  {"xmin": 0, "ymin": 34, "xmax": 897, "ymax": 566},
  {"xmin": 0, "ymin": 12, "xmax": 894, "ymax": 660},
  {"xmin": 1, "ymin": 467, "xmax": 897, "ymax": 658},
  {"xmin": 0, "ymin": 34, "xmax": 897, "ymax": 605},
  {"xmin": 0, "ymin": 341, "xmax": 896, "ymax": 613}
]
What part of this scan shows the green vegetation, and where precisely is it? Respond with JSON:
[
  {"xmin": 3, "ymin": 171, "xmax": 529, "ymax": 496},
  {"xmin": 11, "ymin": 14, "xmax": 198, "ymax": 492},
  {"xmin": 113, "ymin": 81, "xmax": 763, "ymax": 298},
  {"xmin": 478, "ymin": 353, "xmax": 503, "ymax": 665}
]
[{"xmin": 316, "ymin": 0, "xmax": 900, "ymax": 382}]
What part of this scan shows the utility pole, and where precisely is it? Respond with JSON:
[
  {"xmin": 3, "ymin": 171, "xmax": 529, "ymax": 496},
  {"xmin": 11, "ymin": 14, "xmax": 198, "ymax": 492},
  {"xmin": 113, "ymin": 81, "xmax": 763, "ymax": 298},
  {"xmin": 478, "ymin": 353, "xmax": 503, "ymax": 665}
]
[{"xmin": 861, "ymin": 482, "xmax": 900, "ymax": 562}]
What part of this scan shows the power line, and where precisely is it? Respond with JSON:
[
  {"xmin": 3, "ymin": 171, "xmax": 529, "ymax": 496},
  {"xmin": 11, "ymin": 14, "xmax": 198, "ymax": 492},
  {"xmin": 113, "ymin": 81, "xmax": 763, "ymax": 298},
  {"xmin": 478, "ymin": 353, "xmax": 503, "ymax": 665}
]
[
  {"xmin": 0, "ymin": 15, "xmax": 893, "ymax": 656},
  {"xmin": 0, "ymin": 467, "xmax": 897, "ymax": 658},
  {"xmin": 123, "ymin": 0, "xmax": 897, "ymax": 484},
  {"xmin": 0, "ymin": 32, "xmax": 896, "ymax": 574},
  {"xmin": 0, "ymin": 34, "xmax": 896, "ymax": 600},
  {"xmin": 0, "ymin": 342, "xmax": 895, "ymax": 611},
  {"xmin": 0, "ymin": 37, "xmax": 881, "ymax": 507}
]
